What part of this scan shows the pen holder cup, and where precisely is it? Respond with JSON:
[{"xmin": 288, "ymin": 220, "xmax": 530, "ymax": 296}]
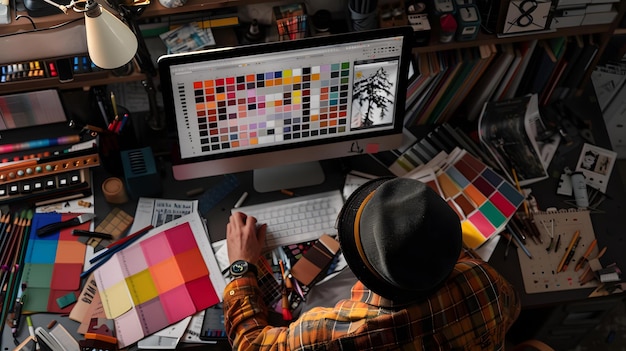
[
  {"xmin": 348, "ymin": 3, "xmax": 378, "ymax": 31},
  {"xmin": 98, "ymin": 108, "xmax": 138, "ymax": 176}
]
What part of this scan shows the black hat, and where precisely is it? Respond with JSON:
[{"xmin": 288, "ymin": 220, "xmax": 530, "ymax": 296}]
[{"xmin": 336, "ymin": 177, "xmax": 462, "ymax": 304}]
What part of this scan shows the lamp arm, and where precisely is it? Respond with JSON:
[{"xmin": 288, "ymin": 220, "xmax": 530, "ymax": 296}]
[
  {"xmin": 40, "ymin": 0, "xmax": 69, "ymax": 13},
  {"xmin": 115, "ymin": 3, "xmax": 164, "ymax": 130}
]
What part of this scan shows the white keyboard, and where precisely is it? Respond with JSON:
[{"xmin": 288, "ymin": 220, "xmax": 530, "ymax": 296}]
[{"xmin": 232, "ymin": 190, "xmax": 344, "ymax": 249}]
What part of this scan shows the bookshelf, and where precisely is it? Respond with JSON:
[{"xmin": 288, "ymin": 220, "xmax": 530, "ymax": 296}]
[{"xmin": 1, "ymin": 0, "xmax": 625, "ymax": 111}]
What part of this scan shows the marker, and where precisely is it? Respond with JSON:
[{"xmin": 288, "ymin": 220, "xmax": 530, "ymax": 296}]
[
  {"xmin": 234, "ymin": 192, "xmax": 248, "ymax": 208},
  {"xmin": 26, "ymin": 315, "xmax": 40, "ymax": 351}
]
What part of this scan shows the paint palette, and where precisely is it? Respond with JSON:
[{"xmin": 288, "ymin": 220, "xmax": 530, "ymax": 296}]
[{"xmin": 93, "ymin": 212, "xmax": 225, "ymax": 348}]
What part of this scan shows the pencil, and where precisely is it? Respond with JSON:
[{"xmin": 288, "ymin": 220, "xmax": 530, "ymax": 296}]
[
  {"xmin": 557, "ymin": 230, "xmax": 580, "ymax": 273},
  {"xmin": 574, "ymin": 239, "xmax": 597, "ymax": 272}
]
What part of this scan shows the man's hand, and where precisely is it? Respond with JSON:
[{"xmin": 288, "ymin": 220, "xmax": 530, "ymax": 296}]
[{"xmin": 227, "ymin": 212, "xmax": 267, "ymax": 264}]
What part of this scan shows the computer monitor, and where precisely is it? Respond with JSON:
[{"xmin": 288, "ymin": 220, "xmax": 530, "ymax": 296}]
[{"xmin": 158, "ymin": 26, "xmax": 413, "ymax": 192}]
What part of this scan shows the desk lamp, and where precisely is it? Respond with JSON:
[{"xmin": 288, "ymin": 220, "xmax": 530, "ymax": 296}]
[
  {"xmin": 108, "ymin": 0, "xmax": 165, "ymax": 131},
  {"xmin": 41, "ymin": 0, "xmax": 138, "ymax": 69},
  {"xmin": 42, "ymin": 0, "xmax": 164, "ymax": 132}
]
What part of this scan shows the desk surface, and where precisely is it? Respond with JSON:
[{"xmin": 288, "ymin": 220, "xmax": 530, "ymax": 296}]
[{"xmin": 3, "ymin": 91, "xmax": 626, "ymax": 348}]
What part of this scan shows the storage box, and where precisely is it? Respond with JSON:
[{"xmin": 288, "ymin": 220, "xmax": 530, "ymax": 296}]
[
  {"xmin": 581, "ymin": 10, "xmax": 617, "ymax": 25},
  {"xmin": 551, "ymin": 15, "xmax": 584, "ymax": 28}
]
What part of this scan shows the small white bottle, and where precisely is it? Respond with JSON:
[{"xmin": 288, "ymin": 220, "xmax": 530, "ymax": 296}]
[{"xmin": 570, "ymin": 172, "xmax": 589, "ymax": 208}]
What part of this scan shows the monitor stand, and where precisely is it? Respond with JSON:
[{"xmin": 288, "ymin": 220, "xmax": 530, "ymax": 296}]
[{"xmin": 253, "ymin": 161, "xmax": 325, "ymax": 193}]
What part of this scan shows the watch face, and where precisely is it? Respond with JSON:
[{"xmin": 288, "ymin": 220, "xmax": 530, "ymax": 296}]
[{"xmin": 231, "ymin": 260, "xmax": 247, "ymax": 275}]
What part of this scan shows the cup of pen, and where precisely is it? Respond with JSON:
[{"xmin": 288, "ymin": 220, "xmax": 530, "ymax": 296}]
[
  {"xmin": 348, "ymin": 0, "xmax": 378, "ymax": 31},
  {"xmin": 98, "ymin": 105, "xmax": 137, "ymax": 176}
]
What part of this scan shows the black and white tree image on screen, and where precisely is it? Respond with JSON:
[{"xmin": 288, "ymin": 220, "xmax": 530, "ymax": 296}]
[{"xmin": 351, "ymin": 62, "xmax": 397, "ymax": 129}]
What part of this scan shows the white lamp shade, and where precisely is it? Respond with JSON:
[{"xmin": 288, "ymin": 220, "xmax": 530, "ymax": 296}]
[{"xmin": 85, "ymin": 5, "xmax": 138, "ymax": 69}]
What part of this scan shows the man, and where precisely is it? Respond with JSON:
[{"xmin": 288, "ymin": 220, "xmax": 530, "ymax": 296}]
[{"xmin": 224, "ymin": 177, "xmax": 521, "ymax": 350}]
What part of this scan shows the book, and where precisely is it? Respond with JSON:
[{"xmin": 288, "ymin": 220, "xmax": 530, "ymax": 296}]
[
  {"xmin": 420, "ymin": 49, "xmax": 466, "ymax": 124},
  {"xmin": 529, "ymin": 37, "xmax": 567, "ymax": 94},
  {"xmin": 503, "ymin": 40, "xmax": 539, "ymax": 100},
  {"xmin": 548, "ymin": 35, "xmax": 584, "ymax": 104},
  {"xmin": 465, "ymin": 43, "xmax": 516, "ymax": 121},
  {"xmin": 558, "ymin": 35, "xmax": 599, "ymax": 99},
  {"xmin": 493, "ymin": 45, "xmax": 523, "ymax": 100}
]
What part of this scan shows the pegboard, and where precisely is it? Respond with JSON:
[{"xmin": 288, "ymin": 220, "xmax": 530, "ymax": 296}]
[{"xmin": 518, "ymin": 208, "xmax": 599, "ymax": 294}]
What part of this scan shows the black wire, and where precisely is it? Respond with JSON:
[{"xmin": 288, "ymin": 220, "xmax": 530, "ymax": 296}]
[
  {"xmin": 1, "ymin": 0, "xmax": 84, "ymax": 38},
  {"xmin": 0, "ymin": 16, "xmax": 83, "ymax": 37}
]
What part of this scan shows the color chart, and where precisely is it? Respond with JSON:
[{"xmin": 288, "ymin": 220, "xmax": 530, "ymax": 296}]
[
  {"xmin": 93, "ymin": 212, "xmax": 225, "ymax": 348},
  {"xmin": 436, "ymin": 149, "xmax": 525, "ymax": 249},
  {"xmin": 190, "ymin": 63, "xmax": 351, "ymax": 153},
  {"xmin": 21, "ymin": 212, "xmax": 89, "ymax": 313}
]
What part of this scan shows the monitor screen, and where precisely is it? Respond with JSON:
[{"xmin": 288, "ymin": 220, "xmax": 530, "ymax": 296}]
[{"xmin": 158, "ymin": 27, "xmax": 412, "ymax": 191}]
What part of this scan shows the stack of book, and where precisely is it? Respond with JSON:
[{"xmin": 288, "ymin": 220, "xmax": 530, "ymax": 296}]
[{"xmin": 403, "ymin": 35, "xmax": 601, "ymax": 127}]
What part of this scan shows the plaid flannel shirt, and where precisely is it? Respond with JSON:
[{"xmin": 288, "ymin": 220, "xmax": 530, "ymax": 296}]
[{"xmin": 223, "ymin": 258, "xmax": 520, "ymax": 351}]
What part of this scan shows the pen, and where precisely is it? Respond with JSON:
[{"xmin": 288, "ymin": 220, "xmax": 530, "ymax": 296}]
[
  {"xmin": 574, "ymin": 239, "xmax": 597, "ymax": 272},
  {"xmin": 561, "ymin": 236, "xmax": 581, "ymax": 272},
  {"xmin": 554, "ymin": 234, "xmax": 561, "ymax": 253},
  {"xmin": 91, "ymin": 224, "xmax": 154, "ymax": 263},
  {"xmin": 72, "ymin": 230, "xmax": 114, "ymax": 240},
  {"xmin": 506, "ymin": 224, "xmax": 532, "ymax": 259},
  {"xmin": 234, "ymin": 192, "xmax": 248, "ymax": 208},
  {"xmin": 82, "ymin": 225, "xmax": 154, "ymax": 278},
  {"xmin": 557, "ymin": 230, "xmax": 580, "ymax": 273},
  {"xmin": 11, "ymin": 293, "xmax": 24, "ymax": 336}
]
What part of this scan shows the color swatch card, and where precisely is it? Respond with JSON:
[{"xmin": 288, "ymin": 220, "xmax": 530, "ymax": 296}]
[
  {"xmin": 433, "ymin": 148, "xmax": 524, "ymax": 249},
  {"xmin": 21, "ymin": 212, "xmax": 89, "ymax": 313},
  {"xmin": 93, "ymin": 212, "xmax": 225, "ymax": 348}
]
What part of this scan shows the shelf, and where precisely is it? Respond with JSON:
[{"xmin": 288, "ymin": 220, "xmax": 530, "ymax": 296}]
[
  {"xmin": 0, "ymin": 65, "xmax": 146, "ymax": 94},
  {"xmin": 0, "ymin": 0, "xmax": 261, "ymax": 33},
  {"xmin": 414, "ymin": 23, "xmax": 615, "ymax": 54}
]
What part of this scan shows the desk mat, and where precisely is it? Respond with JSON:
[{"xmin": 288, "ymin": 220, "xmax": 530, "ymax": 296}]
[{"xmin": 518, "ymin": 208, "xmax": 599, "ymax": 294}]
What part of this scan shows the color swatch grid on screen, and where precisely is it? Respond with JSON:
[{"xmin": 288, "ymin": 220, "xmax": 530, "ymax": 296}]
[
  {"xmin": 436, "ymin": 149, "xmax": 525, "ymax": 249},
  {"xmin": 191, "ymin": 63, "xmax": 351, "ymax": 152},
  {"xmin": 94, "ymin": 213, "xmax": 223, "ymax": 348},
  {"xmin": 21, "ymin": 212, "xmax": 89, "ymax": 313}
]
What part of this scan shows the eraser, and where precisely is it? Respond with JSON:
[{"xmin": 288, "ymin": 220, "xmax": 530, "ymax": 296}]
[{"xmin": 56, "ymin": 292, "xmax": 77, "ymax": 309}]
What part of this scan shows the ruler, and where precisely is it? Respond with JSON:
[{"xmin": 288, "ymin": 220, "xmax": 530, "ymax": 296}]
[{"xmin": 198, "ymin": 174, "xmax": 240, "ymax": 214}]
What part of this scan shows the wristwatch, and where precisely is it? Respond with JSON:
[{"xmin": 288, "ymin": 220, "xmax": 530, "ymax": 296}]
[{"xmin": 229, "ymin": 260, "xmax": 258, "ymax": 278}]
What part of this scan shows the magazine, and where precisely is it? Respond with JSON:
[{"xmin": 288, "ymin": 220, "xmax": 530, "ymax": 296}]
[{"xmin": 478, "ymin": 94, "xmax": 560, "ymax": 186}]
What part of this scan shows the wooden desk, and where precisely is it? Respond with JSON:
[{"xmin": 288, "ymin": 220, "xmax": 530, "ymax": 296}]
[{"xmin": 3, "ymin": 90, "xmax": 625, "ymax": 348}]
